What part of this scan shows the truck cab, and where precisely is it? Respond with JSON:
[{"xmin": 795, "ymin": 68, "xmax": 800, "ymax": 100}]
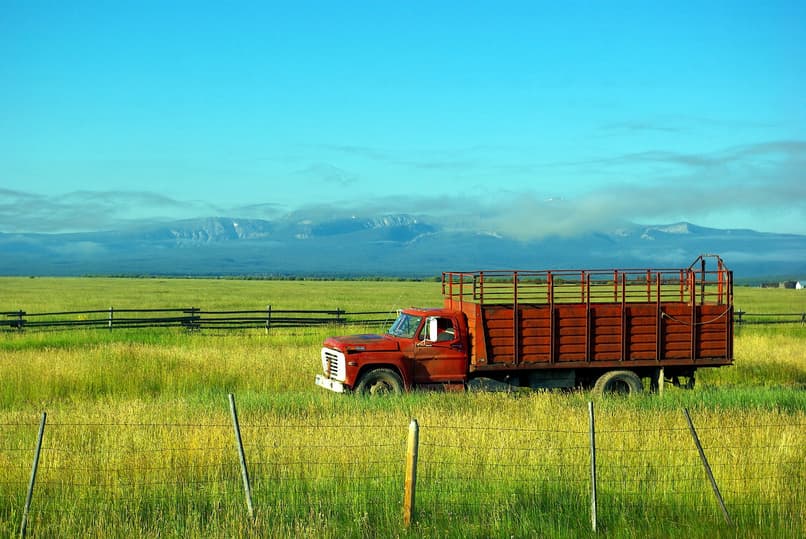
[{"xmin": 315, "ymin": 308, "xmax": 470, "ymax": 395}]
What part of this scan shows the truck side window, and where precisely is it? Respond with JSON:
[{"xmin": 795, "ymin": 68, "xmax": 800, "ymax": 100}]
[{"xmin": 435, "ymin": 318, "xmax": 455, "ymax": 342}]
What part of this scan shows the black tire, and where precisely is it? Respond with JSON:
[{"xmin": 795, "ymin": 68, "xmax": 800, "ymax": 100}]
[
  {"xmin": 355, "ymin": 368, "xmax": 404, "ymax": 396},
  {"xmin": 593, "ymin": 370, "xmax": 643, "ymax": 396}
]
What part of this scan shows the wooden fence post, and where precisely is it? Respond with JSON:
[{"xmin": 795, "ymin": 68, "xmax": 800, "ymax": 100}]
[
  {"xmin": 265, "ymin": 305, "xmax": 271, "ymax": 334},
  {"xmin": 191, "ymin": 307, "xmax": 200, "ymax": 331},
  {"xmin": 229, "ymin": 394, "xmax": 255, "ymax": 520},
  {"xmin": 683, "ymin": 409, "xmax": 732, "ymax": 526},
  {"xmin": 588, "ymin": 401, "xmax": 597, "ymax": 533},
  {"xmin": 19, "ymin": 412, "xmax": 46, "ymax": 539},
  {"xmin": 108, "ymin": 306, "xmax": 114, "ymax": 330},
  {"xmin": 403, "ymin": 418, "xmax": 419, "ymax": 527}
]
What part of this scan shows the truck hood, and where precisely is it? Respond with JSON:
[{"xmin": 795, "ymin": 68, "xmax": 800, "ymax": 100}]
[{"xmin": 323, "ymin": 334, "xmax": 400, "ymax": 353}]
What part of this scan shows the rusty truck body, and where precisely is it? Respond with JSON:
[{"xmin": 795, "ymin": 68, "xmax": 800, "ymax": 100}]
[{"xmin": 315, "ymin": 255, "xmax": 733, "ymax": 395}]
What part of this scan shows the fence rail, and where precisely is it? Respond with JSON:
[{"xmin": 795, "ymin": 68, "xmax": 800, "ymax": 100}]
[
  {"xmin": 2, "ymin": 307, "xmax": 804, "ymax": 332},
  {"xmin": 1, "ymin": 307, "xmax": 396, "ymax": 332},
  {"xmin": 734, "ymin": 310, "xmax": 806, "ymax": 325}
]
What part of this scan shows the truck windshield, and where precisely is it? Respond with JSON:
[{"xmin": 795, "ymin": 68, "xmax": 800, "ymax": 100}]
[{"xmin": 388, "ymin": 312, "xmax": 423, "ymax": 338}]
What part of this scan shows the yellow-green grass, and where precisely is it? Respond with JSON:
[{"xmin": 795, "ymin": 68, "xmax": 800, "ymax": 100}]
[
  {"xmin": 5, "ymin": 278, "xmax": 801, "ymax": 312},
  {"xmin": 0, "ymin": 277, "xmax": 443, "ymax": 312},
  {"xmin": 1, "ymin": 277, "xmax": 802, "ymax": 309},
  {"xmin": 2, "ymin": 395, "xmax": 803, "ymax": 538},
  {"xmin": 732, "ymin": 286, "xmax": 806, "ymax": 315},
  {"xmin": 1, "ymin": 278, "xmax": 804, "ymax": 537}
]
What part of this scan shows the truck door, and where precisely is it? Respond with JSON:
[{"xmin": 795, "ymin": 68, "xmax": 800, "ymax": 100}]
[{"xmin": 413, "ymin": 316, "xmax": 468, "ymax": 383}]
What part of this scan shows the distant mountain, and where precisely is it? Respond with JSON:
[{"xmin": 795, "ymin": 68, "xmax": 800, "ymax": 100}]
[{"xmin": 1, "ymin": 215, "xmax": 804, "ymax": 280}]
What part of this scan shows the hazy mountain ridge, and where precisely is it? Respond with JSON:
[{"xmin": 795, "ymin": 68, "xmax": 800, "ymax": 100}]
[
  {"xmin": 0, "ymin": 215, "xmax": 804, "ymax": 279},
  {"xmin": 137, "ymin": 215, "xmax": 432, "ymax": 243}
]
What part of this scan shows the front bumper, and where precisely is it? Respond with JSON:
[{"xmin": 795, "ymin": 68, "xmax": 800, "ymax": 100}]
[{"xmin": 315, "ymin": 374, "xmax": 346, "ymax": 393}]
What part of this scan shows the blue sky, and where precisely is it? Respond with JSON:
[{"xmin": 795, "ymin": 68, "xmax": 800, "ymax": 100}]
[{"xmin": 1, "ymin": 0, "xmax": 804, "ymax": 237}]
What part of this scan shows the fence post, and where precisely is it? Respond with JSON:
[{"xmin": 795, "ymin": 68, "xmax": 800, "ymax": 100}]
[
  {"xmin": 683, "ymin": 409, "xmax": 732, "ymax": 526},
  {"xmin": 588, "ymin": 401, "xmax": 597, "ymax": 533},
  {"xmin": 229, "ymin": 394, "xmax": 255, "ymax": 520},
  {"xmin": 403, "ymin": 418, "xmax": 419, "ymax": 527},
  {"xmin": 265, "ymin": 305, "xmax": 271, "ymax": 334},
  {"xmin": 19, "ymin": 412, "xmax": 46, "ymax": 539},
  {"xmin": 108, "ymin": 306, "xmax": 114, "ymax": 330},
  {"xmin": 17, "ymin": 310, "xmax": 25, "ymax": 332}
]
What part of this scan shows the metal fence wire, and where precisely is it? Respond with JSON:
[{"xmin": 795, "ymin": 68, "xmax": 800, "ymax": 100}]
[{"xmin": 2, "ymin": 399, "xmax": 804, "ymax": 537}]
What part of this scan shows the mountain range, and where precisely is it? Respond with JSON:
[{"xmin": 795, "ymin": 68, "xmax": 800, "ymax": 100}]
[{"xmin": 1, "ymin": 215, "xmax": 804, "ymax": 280}]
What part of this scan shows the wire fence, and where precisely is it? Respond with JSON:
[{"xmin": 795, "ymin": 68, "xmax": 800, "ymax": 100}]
[{"xmin": 2, "ymin": 398, "xmax": 803, "ymax": 537}]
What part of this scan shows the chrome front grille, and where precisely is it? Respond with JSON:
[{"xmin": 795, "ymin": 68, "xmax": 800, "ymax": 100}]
[{"xmin": 321, "ymin": 348, "xmax": 346, "ymax": 381}]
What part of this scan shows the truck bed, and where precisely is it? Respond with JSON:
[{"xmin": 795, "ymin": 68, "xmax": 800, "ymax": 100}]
[
  {"xmin": 461, "ymin": 302, "xmax": 732, "ymax": 370},
  {"xmin": 442, "ymin": 255, "xmax": 734, "ymax": 371}
]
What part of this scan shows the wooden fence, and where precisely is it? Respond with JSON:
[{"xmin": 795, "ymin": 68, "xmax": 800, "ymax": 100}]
[
  {"xmin": 1, "ymin": 308, "xmax": 803, "ymax": 332},
  {"xmin": 0, "ymin": 307, "xmax": 396, "ymax": 332},
  {"xmin": 733, "ymin": 311, "xmax": 806, "ymax": 325}
]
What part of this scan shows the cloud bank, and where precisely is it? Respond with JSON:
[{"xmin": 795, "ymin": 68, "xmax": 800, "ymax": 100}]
[
  {"xmin": 1, "ymin": 140, "xmax": 803, "ymax": 237},
  {"xmin": 0, "ymin": 190, "xmax": 219, "ymax": 233},
  {"xmin": 307, "ymin": 139, "xmax": 806, "ymax": 238}
]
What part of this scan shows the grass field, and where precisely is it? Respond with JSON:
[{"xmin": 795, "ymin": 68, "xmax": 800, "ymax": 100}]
[{"xmin": 1, "ymin": 278, "xmax": 804, "ymax": 538}]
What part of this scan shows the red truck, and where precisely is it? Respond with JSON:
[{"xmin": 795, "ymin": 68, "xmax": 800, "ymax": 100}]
[{"xmin": 315, "ymin": 255, "xmax": 733, "ymax": 395}]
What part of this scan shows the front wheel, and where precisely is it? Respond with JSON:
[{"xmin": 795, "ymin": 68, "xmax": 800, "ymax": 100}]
[
  {"xmin": 593, "ymin": 370, "xmax": 643, "ymax": 396},
  {"xmin": 355, "ymin": 368, "xmax": 404, "ymax": 396}
]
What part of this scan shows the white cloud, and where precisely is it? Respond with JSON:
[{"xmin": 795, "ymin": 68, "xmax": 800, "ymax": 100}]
[{"xmin": 2, "ymin": 140, "xmax": 803, "ymax": 236}]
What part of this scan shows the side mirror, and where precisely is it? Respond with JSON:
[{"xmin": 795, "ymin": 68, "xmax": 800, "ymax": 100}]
[{"xmin": 426, "ymin": 317, "xmax": 439, "ymax": 342}]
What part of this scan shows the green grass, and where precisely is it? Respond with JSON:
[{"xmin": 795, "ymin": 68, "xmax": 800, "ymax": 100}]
[
  {"xmin": 0, "ymin": 278, "xmax": 804, "ymax": 538},
  {"xmin": 2, "ymin": 278, "xmax": 803, "ymax": 314},
  {"xmin": 732, "ymin": 286, "xmax": 806, "ymax": 315},
  {"xmin": 0, "ymin": 276, "xmax": 443, "ymax": 312}
]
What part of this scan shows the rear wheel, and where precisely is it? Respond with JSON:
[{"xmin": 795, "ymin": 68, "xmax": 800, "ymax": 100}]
[
  {"xmin": 355, "ymin": 368, "xmax": 404, "ymax": 396},
  {"xmin": 593, "ymin": 370, "xmax": 643, "ymax": 396}
]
